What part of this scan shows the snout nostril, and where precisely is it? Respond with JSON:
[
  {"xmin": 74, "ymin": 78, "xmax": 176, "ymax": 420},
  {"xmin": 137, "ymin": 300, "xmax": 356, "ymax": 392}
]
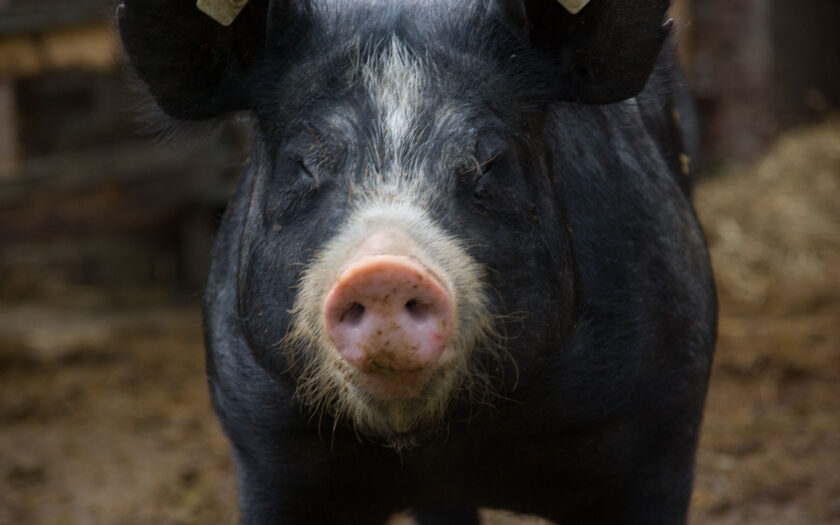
[
  {"xmin": 339, "ymin": 302, "xmax": 365, "ymax": 325},
  {"xmin": 323, "ymin": 256, "xmax": 455, "ymax": 385},
  {"xmin": 405, "ymin": 298, "xmax": 429, "ymax": 320}
]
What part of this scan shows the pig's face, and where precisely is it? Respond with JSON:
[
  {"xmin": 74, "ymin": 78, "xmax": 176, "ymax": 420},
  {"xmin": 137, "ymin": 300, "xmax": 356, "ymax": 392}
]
[
  {"xmin": 119, "ymin": 0, "xmax": 671, "ymax": 449},
  {"xmin": 236, "ymin": 38, "xmax": 575, "ymax": 447}
]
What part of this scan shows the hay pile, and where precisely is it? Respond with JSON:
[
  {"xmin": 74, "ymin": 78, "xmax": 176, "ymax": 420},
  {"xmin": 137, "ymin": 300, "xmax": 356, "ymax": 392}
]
[
  {"xmin": 695, "ymin": 120, "xmax": 840, "ymax": 315},
  {"xmin": 691, "ymin": 119, "xmax": 840, "ymax": 524}
]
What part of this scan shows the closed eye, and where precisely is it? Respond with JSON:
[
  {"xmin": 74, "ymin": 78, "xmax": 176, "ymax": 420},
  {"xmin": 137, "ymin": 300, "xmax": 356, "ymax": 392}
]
[
  {"xmin": 274, "ymin": 155, "xmax": 319, "ymax": 194},
  {"xmin": 297, "ymin": 158, "xmax": 316, "ymax": 181},
  {"xmin": 460, "ymin": 152, "xmax": 501, "ymax": 182},
  {"xmin": 471, "ymin": 153, "xmax": 503, "ymax": 197},
  {"xmin": 475, "ymin": 152, "xmax": 501, "ymax": 176}
]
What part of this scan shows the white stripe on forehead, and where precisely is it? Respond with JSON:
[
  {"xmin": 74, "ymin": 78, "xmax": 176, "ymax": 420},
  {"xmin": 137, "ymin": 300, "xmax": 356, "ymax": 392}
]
[{"xmin": 361, "ymin": 38, "xmax": 428, "ymax": 171}]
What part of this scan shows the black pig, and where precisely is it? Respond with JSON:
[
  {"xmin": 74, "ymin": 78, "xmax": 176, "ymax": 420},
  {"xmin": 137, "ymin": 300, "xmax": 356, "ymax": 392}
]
[{"xmin": 118, "ymin": 0, "xmax": 716, "ymax": 523}]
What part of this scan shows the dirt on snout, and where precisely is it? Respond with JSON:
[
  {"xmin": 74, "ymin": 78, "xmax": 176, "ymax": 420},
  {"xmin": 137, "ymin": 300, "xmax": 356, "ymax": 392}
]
[{"xmin": 1, "ymin": 120, "xmax": 839, "ymax": 524}]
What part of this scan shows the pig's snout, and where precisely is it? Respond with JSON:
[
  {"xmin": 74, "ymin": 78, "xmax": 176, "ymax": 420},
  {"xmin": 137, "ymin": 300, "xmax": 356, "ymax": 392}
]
[{"xmin": 323, "ymin": 255, "xmax": 454, "ymax": 399}]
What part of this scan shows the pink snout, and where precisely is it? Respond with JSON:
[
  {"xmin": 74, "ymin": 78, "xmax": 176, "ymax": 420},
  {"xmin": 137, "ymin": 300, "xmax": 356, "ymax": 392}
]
[{"xmin": 323, "ymin": 255, "xmax": 454, "ymax": 399}]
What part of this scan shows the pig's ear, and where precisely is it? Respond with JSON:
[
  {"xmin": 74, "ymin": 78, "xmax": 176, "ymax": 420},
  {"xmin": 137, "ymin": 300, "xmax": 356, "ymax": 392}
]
[
  {"xmin": 517, "ymin": 0, "xmax": 673, "ymax": 104},
  {"xmin": 118, "ymin": 0, "xmax": 275, "ymax": 120}
]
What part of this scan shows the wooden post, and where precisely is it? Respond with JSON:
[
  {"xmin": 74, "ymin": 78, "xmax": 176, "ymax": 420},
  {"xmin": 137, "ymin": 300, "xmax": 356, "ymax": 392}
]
[
  {"xmin": 0, "ymin": 80, "xmax": 16, "ymax": 178},
  {"xmin": 689, "ymin": 0, "xmax": 776, "ymax": 164},
  {"xmin": 772, "ymin": 0, "xmax": 840, "ymax": 129},
  {"xmin": 671, "ymin": 0, "xmax": 693, "ymax": 71}
]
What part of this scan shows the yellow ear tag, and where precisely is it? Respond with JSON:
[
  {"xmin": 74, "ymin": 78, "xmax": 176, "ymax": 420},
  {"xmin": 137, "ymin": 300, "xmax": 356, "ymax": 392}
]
[
  {"xmin": 556, "ymin": 0, "xmax": 592, "ymax": 14},
  {"xmin": 196, "ymin": 0, "xmax": 250, "ymax": 26}
]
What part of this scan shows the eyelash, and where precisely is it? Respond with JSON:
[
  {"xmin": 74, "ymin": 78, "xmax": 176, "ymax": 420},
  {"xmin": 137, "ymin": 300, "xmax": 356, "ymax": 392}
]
[
  {"xmin": 476, "ymin": 153, "xmax": 501, "ymax": 175},
  {"xmin": 297, "ymin": 158, "xmax": 315, "ymax": 180}
]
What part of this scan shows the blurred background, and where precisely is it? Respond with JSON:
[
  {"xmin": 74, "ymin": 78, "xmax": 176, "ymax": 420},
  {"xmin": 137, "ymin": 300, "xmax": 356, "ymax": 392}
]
[{"xmin": 0, "ymin": 1, "xmax": 838, "ymax": 524}]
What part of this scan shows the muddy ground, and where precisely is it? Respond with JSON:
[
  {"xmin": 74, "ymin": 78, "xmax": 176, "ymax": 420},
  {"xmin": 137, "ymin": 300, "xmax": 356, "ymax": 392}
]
[{"xmin": 1, "ymin": 121, "xmax": 839, "ymax": 524}]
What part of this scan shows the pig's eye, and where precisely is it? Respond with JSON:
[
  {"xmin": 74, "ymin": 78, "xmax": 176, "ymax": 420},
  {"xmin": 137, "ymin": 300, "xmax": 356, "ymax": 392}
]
[
  {"xmin": 458, "ymin": 153, "xmax": 500, "ymax": 188},
  {"xmin": 295, "ymin": 158, "xmax": 316, "ymax": 182},
  {"xmin": 264, "ymin": 154, "xmax": 324, "ymax": 224},
  {"xmin": 278, "ymin": 155, "xmax": 318, "ymax": 190},
  {"xmin": 471, "ymin": 153, "xmax": 501, "ymax": 194},
  {"xmin": 458, "ymin": 146, "xmax": 533, "ymax": 216}
]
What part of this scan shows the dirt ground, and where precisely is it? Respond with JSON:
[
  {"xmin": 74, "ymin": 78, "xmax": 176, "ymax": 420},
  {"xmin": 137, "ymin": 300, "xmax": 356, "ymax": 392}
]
[{"xmin": 1, "ymin": 121, "xmax": 838, "ymax": 524}]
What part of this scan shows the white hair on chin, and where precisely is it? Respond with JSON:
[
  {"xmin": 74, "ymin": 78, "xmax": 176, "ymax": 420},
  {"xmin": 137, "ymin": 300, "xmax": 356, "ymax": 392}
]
[{"xmin": 281, "ymin": 199, "xmax": 508, "ymax": 451}]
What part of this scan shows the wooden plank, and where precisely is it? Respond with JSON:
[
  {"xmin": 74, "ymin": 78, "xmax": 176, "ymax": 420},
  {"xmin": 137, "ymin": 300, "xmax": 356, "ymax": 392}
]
[
  {"xmin": 0, "ymin": 178, "xmax": 191, "ymax": 243},
  {"xmin": 0, "ymin": 140, "xmax": 227, "ymax": 209},
  {"xmin": 0, "ymin": 24, "xmax": 117, "ymax": 78},
  {"xmin": 0, "ymin": 0, "xmax": 106, "ymax": 36}
]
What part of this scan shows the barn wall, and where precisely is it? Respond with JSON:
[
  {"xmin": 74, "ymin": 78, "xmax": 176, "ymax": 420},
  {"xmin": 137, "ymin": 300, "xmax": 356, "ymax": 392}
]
[
  {"xmin": 682, "ymin": 0, "xmax": 840, "ymax": 164},
  {"xmin": 772, "ymin": 0, "xmax": 840, "ymax": 129},
  {"xmin": 0, "ymin": 11, "xmax": 247, "ymax": 295}
]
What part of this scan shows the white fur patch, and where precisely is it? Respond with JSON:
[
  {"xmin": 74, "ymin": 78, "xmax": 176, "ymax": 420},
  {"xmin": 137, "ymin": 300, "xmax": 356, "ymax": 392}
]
[{"xmin": 362, "ymin": 38, "xmax": 429, "ymax": 178}]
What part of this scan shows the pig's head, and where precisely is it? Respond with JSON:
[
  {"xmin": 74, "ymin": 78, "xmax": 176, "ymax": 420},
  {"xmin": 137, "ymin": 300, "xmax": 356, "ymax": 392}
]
[{"xmin": 119, "ymin": 0, "xmax": 671, "ymax": 448}]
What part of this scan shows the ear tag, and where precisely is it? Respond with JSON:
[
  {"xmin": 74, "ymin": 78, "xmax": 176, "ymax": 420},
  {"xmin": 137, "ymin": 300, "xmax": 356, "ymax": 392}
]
[
  {"xmin": 556, "ymin": 0, "xmax": 591, "ymax": 14},
  {"xmin": 196, "ymin": 0, "xmax": 250, "ymax": 26}
]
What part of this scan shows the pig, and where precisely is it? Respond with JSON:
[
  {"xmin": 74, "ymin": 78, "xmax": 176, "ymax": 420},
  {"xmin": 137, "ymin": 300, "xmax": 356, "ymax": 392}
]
[{"xmin": 118, "ymin": 0, "xmax": 717, "ymax": 523}]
